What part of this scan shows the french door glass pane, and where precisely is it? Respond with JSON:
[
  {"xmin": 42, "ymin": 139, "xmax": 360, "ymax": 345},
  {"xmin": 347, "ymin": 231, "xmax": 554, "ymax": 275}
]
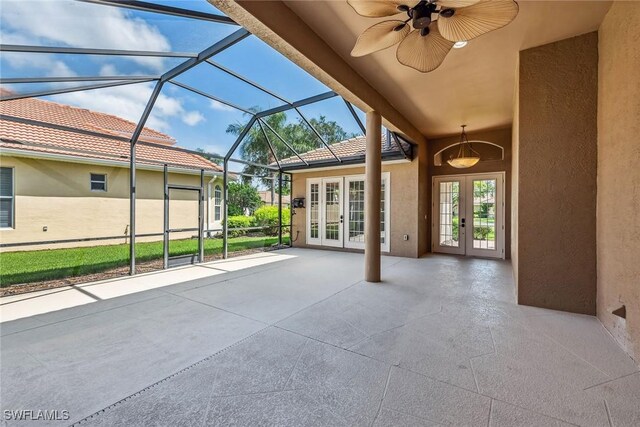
[
  {"xmin": 310, "ymin": 183, "xmax": 319, "ymax": 239},
  {"xmin": 348, "ymin": 180, "xmax": 365, "ymax": 243},
  {"xmin": 325, "ymin": 182, "xmax": 340, "ymax": 241},
  {"xmin": 347, "ymin": 179, "xmax": 387, "ymax": 245},
  {"xmin": 439, "ymin": 181, "xmax": 460, "ymax": 247},
  {"xmin": 472, "ymin": 179, "xmax": 497, "ymax": 249}
]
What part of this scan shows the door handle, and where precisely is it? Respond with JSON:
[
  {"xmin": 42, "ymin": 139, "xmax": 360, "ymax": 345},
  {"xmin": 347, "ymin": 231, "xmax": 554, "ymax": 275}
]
[{"xmin": 460, "ymin": 218, "xmax": 465, "ymax": 228}]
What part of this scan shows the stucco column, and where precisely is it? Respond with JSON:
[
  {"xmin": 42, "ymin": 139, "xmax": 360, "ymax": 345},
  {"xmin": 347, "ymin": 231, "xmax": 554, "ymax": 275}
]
[{"xmin": 365, "ymin": 111, "xmax": 382, "ymax": 282}]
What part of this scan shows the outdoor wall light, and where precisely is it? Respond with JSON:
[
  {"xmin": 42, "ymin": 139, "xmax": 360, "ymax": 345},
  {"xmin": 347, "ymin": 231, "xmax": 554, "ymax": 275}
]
[{"xmin": 447, "ymin": 125, "xmax": 480, "ymax": 168}]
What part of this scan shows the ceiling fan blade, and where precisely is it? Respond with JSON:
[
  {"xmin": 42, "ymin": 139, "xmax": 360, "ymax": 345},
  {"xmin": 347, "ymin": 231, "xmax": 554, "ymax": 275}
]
[
  {"xmin": 351, "ymin": 20, "xmax": 411, "ymax": 57},
  {"xmin": 437, "ymin": 0, "xmax": 519, "ymax": 42},
  {"xmin": 396, "ymin": 25, "xmax": 453, "ymax": 72},
  {"xmin": 347, "ymin": 1, "xmax": 419, "ymax": 18},
  {"xmin": 436, "ymin": 0, "xmax": 481, "ymax": 7}
]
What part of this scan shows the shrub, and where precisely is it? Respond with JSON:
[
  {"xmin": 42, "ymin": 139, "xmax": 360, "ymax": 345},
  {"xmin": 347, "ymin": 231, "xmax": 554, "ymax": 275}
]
[
  {"xmin": 226, "ymin": 215, "xmax": 255, "ymax": 237},
  {"xmin": 473, "ymin": 226, "xmax": 493, "ymax": 240},
  {"xmin": 253, "ymin": 205, "xmax": 290, "ymax": 236}
]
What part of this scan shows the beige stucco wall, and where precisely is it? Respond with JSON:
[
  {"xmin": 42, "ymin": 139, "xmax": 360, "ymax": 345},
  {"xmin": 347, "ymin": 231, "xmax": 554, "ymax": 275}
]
[
  {"xmin": 290, "ymin": 159, "xmax": 424, "ymax": 258},
  {"xmin": 429, "ymin": 127, "xmax": 512, "ymax": 258},
  {"xmin": 516, "ymin": 32, "xmax": 598, "ymax": 315},
  {"xmin": 0, "ymin": 155, "xmax": 222, "ymax": 251},
  {"xmin": 597, "ymin": 1, "xmax": 640, "ymax": 363},
  {"xmin": 511, "ymin": 60, "xmax": 520, "ymax": 288}
]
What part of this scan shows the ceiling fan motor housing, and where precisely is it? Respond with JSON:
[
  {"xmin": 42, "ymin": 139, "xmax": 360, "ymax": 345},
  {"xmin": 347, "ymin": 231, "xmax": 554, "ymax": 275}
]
[{"xmin": 412, "ymin": 2, "xmax": 437, "ymax": 29}]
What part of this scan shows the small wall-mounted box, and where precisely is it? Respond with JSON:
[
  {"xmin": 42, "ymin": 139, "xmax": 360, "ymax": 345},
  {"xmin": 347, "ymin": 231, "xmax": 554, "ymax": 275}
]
[{"xmin": 292, "ymin": 198, "xmax": 305, "ymax": 209}]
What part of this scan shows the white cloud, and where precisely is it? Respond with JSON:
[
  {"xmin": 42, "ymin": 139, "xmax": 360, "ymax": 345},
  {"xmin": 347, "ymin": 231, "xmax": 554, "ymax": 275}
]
[
  {"xmin": 182, "ymin": 111, "xmax": 205, "ymax": 126},
  {"xmin": 209, "ymin": 99, "xmax": 236, "ymax": 112},
  {"xmin": 0, "ymin": 0, "xmax": 171, "ymax": 71},
  {"xmin": 55, "ymin": 79, "xmax": 205, "ymax": 134}
]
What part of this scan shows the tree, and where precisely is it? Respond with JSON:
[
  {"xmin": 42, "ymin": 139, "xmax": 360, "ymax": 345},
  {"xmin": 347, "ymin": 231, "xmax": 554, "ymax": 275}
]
[
  {"xmin": 227, "ymin": 182, "xmax": 261, "ymax": 216},
  {"xmin": 226, "ymin": 110, "xmax": 357, "ymax": 189}
]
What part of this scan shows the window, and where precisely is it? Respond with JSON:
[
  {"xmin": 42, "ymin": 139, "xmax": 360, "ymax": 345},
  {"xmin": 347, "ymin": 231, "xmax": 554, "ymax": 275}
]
[
  {"xmin": 214, "ymin": 185, "xmax": 222, "ymax": 221},
  {"xmin": 0, "ymin": 167, "xmax": 14, "ymax": 228},
  {"xmin": 90, "ymin": 173, "xmax": 107, "ymax": 191}
]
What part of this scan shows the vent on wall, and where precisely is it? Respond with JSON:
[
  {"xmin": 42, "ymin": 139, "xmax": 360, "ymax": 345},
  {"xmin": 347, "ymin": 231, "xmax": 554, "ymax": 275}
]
[{"xmin": 612, "ymin": 305, "xmax": 626, "ymax": 319}]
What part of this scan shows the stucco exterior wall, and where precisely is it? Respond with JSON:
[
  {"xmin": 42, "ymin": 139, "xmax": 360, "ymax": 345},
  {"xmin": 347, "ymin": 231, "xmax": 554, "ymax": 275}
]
[
  {"xmin": 429, "ymin": 127, "xmax": 512, "ymax": 258},
  {"xmin": 597, "ymin": 1, "xmax": 640, "ymax": 363},
  {"xmin": 290, "ymin": 159, "xmax": 422, "ymax": 258},
  {"xmin": 517, "ymin": 32, "xmax": 598, "ymax": 315},
  {"xmin": 0, "ymin": 155, "xmax": 222, "ymax": 251},
  {"xmin": 511, "ymin": 61, "xmax": 520, "ymax": 289}
]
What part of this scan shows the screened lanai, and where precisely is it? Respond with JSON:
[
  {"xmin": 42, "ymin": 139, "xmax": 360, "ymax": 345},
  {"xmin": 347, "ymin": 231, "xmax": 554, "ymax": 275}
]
[{"xmin": 0, "ymin": 0, "xmax": 412, "ymax": 283}]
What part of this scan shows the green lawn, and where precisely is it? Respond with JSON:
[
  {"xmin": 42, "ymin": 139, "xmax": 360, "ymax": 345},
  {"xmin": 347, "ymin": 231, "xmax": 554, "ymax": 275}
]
[{"xmin": 0, "ymin": 235, "xmax": 290, "ymax": 287}]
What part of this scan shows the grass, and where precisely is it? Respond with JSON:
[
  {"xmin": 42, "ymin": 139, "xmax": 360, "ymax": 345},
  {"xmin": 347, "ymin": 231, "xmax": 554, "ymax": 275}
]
[{"xmin": 0, "ymin": 235, "xmax": 290, "ymax": 287}]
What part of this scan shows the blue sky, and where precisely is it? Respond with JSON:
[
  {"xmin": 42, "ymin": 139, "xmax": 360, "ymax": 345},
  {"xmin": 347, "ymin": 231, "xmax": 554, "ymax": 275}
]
[{"xmin": 0, "ymin": 0, "xmax": 365, "ymax": 169}]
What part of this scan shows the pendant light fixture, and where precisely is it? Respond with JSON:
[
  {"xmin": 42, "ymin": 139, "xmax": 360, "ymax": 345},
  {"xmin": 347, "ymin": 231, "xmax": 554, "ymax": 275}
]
[{"xmin": 447, "ymin": 125, "xmax": 480, "ymax": 168}]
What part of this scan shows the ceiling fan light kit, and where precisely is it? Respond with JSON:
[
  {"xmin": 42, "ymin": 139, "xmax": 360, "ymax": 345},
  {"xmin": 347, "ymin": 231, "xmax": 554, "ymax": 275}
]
[{"xmin": 348, "ymin": 0, "xmax": 519, "ymax": 72}]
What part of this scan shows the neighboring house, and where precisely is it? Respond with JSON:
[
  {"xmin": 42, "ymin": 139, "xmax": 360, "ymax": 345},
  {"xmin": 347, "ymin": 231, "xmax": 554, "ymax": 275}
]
[
  {"xmin": 278, "ymin": 133, "xmax": 424, "ymax": 258},
  {"xmin": 258, "ymin": 190, "xmax": 290, "ymax": 208},
  {"xmin": 0, "ymin": 94, "xmax": 225, "ymax": 250}
]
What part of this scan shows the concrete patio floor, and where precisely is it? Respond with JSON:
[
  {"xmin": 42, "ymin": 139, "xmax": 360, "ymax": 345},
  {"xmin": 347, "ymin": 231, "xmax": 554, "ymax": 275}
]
[{"xmin": 1, "ymin": 248, "xmax": 638, "ymax": 426}]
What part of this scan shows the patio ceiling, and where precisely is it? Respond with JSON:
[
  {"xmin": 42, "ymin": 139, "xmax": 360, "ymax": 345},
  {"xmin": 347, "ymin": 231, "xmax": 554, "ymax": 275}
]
[{"xmin": 219, "ymin": 0, "xmax": 611, "ymax": 138}]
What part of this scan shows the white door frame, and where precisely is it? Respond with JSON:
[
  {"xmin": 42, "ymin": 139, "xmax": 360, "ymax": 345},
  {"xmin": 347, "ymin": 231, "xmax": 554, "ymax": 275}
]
[
  {"xmin": 320, "ymin": 177, "xmax": 343, "ymax": 248},
  {"xmin": 306, "ymin": 178, "xmax": 322, "ymax": 246},
  {"xmin": 432, "ymin": 172, "xmax": 505, "ymax": 259},
  {"xmin": 306, "ymin": 174, "xmax": 390, "ymax": 252},
  {"xmin": 432, "ymin": 176, "xmax": 466, "ymax": 255},
  {"xmin": 343, "ymin": 173, "xmax": 391, "ymax": 252}
]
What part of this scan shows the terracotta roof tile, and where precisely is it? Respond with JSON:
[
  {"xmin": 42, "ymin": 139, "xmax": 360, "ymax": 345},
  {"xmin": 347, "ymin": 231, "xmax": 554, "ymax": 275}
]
[
  {"xmin": 0, "ymin": 94, "xmax": 221, "ymax": 172},
  {"xmin": 278, "ymin": 133, "xmax": 407, "ymax": 166}
]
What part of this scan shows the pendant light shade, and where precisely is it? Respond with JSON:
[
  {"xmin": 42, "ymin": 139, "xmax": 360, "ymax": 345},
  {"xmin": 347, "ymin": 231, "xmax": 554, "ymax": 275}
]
[{"xmin": 447, "ymin": 125, "xmax": 480, "ymax": 168}]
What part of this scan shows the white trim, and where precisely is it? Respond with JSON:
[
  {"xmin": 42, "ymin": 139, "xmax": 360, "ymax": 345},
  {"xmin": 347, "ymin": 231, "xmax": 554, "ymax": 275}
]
[
  {"xmin": 319, "ymin": 177, "xmax": 343, "ymax": 248},
  {"xmin": 343, "ymin": 172, "xmax": 390, "ymax": 253},
  {"xmin": 0, "ymin": 166, "xmax": 15, "ymax": 230},
  {"xmin": 306, "ymin": 178, "xmax": 322, "ymax": 246},
  {"xmin": 0, "ymin": 148, "xmax": 221, "ymax": 177},
  {"xmin": 306, "ymin": 173, "xmax": 390, "ymax": 253},
  {"xmin": 288, "ymin": 158, "xmax": 409, "ymax": 174},
  {"xmin": 432, "ymin": 171, "xmax": 506, "ymax": 259},
  {"xmin": 89, "ymin": 172, "xmax": 108, "ymax": 192}
]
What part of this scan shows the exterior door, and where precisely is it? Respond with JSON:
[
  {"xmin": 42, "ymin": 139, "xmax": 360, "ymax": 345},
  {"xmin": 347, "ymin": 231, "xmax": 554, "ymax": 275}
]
[
  {"xmin": 344, "ymin": 173, "xmax": 390, "ymax": 252},
  {"xmin": 432, "ymin": 173, "xmax": 504, "ymax": 259},
  {"xmin": 465, "ymin": 174, "xmax": 504, "ymax": 258},
  {"xmin": 320, "ymin": 178, "xmax": 343, "ymax": 247},
  {"xmin": 307, "ymin": 174, "xmax": 390, "ymax": 251},
  {"xmin": 433, "ymin": 177, "xmax": 465, "ymax": 255}
]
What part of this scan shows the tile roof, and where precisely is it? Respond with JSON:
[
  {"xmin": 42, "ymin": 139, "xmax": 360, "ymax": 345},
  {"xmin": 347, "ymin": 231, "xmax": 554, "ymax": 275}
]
[
  {"xmin": 0, "ymin": 91, "xmax": 222, "ymax": 172},
  {"xmin": 278, "ymin": 133, "xmax": 408, "ymax": 167}
]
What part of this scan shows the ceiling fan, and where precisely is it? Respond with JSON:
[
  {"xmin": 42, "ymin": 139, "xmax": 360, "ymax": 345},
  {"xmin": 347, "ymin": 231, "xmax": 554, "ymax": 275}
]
[{"xmin": 348, "ymin": 0, "xmax": 519, "ymax": 72}]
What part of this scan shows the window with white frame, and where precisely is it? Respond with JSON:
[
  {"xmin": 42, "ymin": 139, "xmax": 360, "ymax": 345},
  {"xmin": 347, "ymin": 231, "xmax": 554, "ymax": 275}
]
[
  {"xmin": 0, "ymin": 167, "xmax": 14, "ymax": 228},
  {"xmin": 90, "ymin": 173, "xmax": 107, "ymax": 192},
  {"xmin": 214, "ymin": 185, "xmax": 222, "ymax": 221}
]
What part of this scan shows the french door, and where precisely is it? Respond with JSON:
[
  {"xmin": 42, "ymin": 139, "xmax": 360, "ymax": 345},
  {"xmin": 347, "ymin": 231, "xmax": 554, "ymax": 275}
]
[
  {"xmin": 432, "ymin": 172, "xmax": 505, "ymax": 259},
  {"xmin": 307, "ymin": 174, "xmax": 390, "ymax": 251}
]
